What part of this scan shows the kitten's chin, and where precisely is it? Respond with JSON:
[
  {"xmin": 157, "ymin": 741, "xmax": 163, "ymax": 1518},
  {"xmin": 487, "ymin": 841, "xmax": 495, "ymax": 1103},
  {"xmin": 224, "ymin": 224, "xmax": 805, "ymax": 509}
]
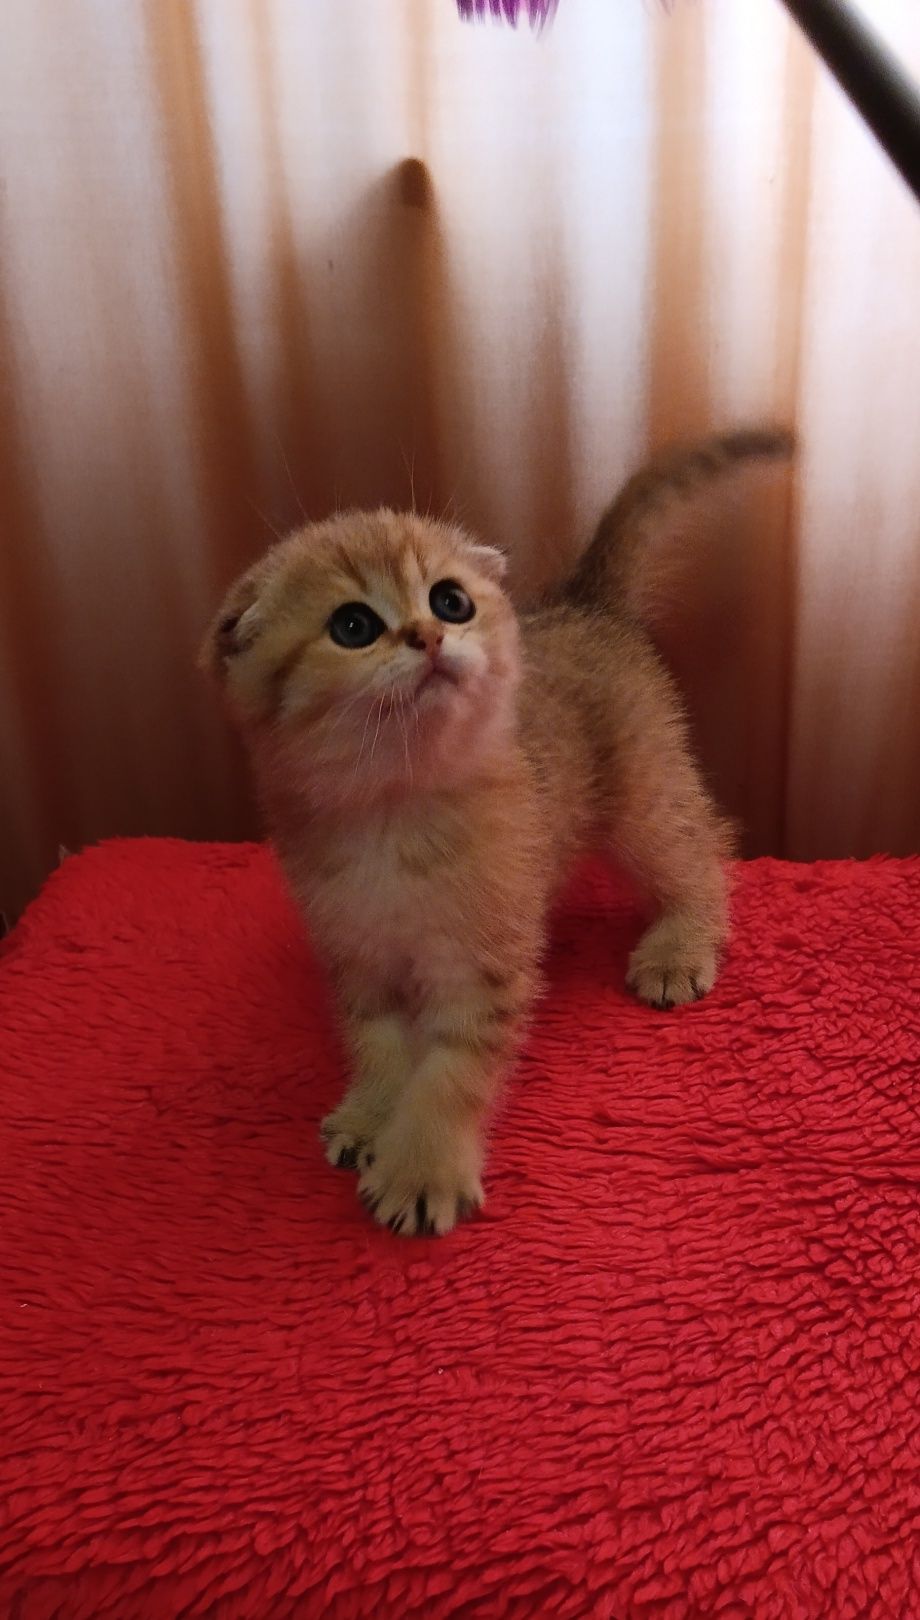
[
  {"xmin": 266, "ymin": 663, "xmax": 518, "ymax": 813},
  {"xmin": 413, "ymin": 666, "xmax": 462, "ymax": 702}
]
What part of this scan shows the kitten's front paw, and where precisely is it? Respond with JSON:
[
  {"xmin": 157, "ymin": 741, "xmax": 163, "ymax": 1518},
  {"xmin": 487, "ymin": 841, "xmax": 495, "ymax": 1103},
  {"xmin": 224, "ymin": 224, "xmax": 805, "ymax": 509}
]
[
  {"xmin": 320, "ymin": 1105, "xmax": 378, "ymax": 1171},
  {"xmin": 627, "ymin": 929, "xmax": 718, "ymax": 1010},
  {"xmin": 357, "ymin": 1126, "xmax": 484, "ymax": 1237}
]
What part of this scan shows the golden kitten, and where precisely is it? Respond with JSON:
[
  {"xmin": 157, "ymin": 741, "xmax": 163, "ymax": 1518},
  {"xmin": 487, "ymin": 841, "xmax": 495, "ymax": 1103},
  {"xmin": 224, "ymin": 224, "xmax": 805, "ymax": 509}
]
[{"xmin": 203, "ymin": 429, "xmax": 791, "ymax": 1236}]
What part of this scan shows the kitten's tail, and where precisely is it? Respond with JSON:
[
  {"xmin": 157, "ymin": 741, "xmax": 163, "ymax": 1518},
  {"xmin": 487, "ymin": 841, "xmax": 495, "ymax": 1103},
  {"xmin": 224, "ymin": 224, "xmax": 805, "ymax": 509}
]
[{"xmin": 562, "ymin": 427, "xmax": 794, "ymax": 620}]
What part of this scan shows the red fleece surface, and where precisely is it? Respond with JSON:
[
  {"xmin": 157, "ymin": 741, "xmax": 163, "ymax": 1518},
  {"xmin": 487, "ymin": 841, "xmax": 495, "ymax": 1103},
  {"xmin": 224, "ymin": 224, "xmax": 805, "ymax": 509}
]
[{"xmin": 2, "ymin": 841, "xmax": 920, "ymax": 1618}]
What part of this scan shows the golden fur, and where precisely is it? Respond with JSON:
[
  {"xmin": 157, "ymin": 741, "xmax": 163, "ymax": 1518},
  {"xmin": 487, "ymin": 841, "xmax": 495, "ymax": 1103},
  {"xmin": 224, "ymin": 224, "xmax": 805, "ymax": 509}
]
[{"xmin": 203, "ymin": 429, "xmax": 792, "ymax": 1236}]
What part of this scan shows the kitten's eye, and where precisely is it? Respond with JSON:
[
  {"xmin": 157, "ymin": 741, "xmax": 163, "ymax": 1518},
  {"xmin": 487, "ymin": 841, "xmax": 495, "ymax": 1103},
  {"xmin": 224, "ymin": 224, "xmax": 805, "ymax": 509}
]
[
  {"xmin": 429, "ymin": 579, "xmax": 475, "ymax": 624},
  {"xmin": 328, "ymin": 602, "xmax": 385, "ymax": 649}
]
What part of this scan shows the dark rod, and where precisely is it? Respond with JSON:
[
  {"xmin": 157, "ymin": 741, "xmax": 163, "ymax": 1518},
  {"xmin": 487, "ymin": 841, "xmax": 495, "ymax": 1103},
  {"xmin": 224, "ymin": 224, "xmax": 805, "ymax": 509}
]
[{"xmin": 778, "ymin": 0, "xmax": 920, "ymax": 205}]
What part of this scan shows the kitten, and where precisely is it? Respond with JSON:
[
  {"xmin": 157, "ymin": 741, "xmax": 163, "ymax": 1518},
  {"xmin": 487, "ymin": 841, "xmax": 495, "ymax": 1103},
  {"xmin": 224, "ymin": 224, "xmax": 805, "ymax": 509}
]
[{"xmin": 203, "ymin": 429, "xmax": 792, "ymax": 1236}]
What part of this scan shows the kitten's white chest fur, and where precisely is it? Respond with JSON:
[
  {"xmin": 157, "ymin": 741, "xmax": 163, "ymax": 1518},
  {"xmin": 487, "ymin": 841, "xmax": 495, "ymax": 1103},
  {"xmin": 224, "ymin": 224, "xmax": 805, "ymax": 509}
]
[{"xmin": 302, "ymin": 804, "xmax": 473, "ymax": 1001}]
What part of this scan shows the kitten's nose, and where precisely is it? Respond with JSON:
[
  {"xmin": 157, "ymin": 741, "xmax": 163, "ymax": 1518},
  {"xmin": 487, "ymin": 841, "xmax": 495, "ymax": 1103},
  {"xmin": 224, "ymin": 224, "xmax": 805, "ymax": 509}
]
[{"xmin": 404, "ymin": 624, "xmax": 444, "ymax": 659}]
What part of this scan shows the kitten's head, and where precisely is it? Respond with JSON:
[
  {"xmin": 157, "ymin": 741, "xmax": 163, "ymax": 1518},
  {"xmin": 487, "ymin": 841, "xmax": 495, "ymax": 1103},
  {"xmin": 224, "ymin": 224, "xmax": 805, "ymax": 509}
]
[{"xmin": 202, "ymin": 509, "xmax": 520, "ymax": 807}]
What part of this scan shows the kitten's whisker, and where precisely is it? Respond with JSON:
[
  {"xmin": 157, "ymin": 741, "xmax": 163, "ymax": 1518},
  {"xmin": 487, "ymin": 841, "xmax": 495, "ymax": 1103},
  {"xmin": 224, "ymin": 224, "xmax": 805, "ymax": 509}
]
[
  {"xmin": 274, "ymin": 431, "xmax": 308, "ymax": 523},
  {"xmin": 397, "ymin": 687, "xmax": 412, "ymax": 785},
  {"xmin": 347, "ymin": 693, "xmax": 380, "ymax": 782},
  {"xmin": 329, "ymin": 692, "xmax": 368, "ymax": 752},
  {"xmin": 439, "ymin": 435, "xmax": 474, "ymax": 527},
  {"xmin": 321, "ymin": 686, "xmax": 366, "ymax": 744},
  {"xmin": 368, "ymin": 694, "xmax": 386, "ymax": 768},
  {"xmin": 440, "ymin": 481, "xmax": 469, "ymax": 528},
  {"xmin": 315, "ymin": 688, "xmax": 376, "ymax": 778},
  {"xmin": 245, "ymin": 496, "xmax": 285, "ymax": 544},
  {"xmin": 332, "ymin": 685, "xmax": 396, "ymax": 781},
  {"xmin": 399, "ymin": 443, "xmax": 418, "ymax": 515}
]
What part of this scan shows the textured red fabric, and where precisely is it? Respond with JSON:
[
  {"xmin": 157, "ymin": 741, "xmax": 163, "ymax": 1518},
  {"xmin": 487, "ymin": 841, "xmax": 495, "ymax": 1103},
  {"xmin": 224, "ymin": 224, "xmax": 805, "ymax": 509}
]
[{"xmin": 2, "ymin": 840, "xmax": 920, "ymax": 1618}]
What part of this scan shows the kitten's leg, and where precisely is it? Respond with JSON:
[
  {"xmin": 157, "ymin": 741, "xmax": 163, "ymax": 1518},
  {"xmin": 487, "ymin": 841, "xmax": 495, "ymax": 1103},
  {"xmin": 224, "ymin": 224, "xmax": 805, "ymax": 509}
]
[
  {"xmin": 608, "ymin": 709, "xmax": 732, "ymax": 1009},
  {"xmin": 357, "ymin": 977, "xmax": 529, "ymax": 1236},
  {"xmin": 320, "ymin": 990, "xmax": 411, "ymax": 1169}
]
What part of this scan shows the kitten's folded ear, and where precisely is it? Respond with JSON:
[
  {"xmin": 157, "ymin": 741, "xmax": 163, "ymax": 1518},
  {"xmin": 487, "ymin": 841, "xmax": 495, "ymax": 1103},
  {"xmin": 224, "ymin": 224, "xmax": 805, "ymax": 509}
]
[
  {"xmin": 198, "ymin": 565, "xmax": 267, "ymax": 680},
  {"xmin": 199, "ymin": 556, "xmax": 304, "ymax": 725},
  {"xmin": 465, "ymin": 543, "xmax": 508, "ymax": 583}
]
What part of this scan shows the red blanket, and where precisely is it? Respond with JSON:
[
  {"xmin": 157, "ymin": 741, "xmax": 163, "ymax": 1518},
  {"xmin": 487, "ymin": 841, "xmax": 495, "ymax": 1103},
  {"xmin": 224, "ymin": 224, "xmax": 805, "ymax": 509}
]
[{"xmin": 2, "ymin": 840, "xmax": 920, "ymax": 1618}]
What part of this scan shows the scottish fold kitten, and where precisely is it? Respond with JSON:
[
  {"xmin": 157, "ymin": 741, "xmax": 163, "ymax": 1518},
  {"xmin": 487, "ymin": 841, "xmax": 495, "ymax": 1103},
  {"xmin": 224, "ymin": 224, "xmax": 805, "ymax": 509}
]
[{"xmin": 204, "ymin": 429, "xmax": 791, "ymax": 1235}]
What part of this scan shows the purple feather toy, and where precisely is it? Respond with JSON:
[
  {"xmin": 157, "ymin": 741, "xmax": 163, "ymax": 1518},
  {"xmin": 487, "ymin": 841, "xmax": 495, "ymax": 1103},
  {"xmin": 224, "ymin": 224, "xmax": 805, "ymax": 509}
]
[
  {"xmin": 456, "ymin": 0, "xmax": 559, "ymax": 26},
  {"xmin": 454, "ymin": 0, "xmax": 920, "ymax": 209}
]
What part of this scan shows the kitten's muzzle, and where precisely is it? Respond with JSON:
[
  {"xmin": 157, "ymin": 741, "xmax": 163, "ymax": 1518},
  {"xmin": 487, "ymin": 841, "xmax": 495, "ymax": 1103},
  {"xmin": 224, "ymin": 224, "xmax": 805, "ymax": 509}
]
[
  {"xmin": 415, "ymin": 649, "xmax": 460, "ymax": 694},
  {"xmin": 404, "ymin": 624, "xmax": 444, "ymax": 660}
]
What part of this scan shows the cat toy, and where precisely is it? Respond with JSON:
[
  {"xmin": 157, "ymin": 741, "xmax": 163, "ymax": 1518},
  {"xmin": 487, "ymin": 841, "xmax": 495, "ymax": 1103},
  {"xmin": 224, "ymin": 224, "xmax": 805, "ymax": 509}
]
[{"xmin": 456, "ymin": 0, "xmax": 920, "ymax": 209}]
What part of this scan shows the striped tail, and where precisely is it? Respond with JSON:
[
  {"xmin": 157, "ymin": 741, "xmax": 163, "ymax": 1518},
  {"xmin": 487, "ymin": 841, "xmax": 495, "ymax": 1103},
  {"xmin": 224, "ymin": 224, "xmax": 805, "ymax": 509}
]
[{"xmin": 563, "ymin": 427, "xmax": 794, "ymax": 618}]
